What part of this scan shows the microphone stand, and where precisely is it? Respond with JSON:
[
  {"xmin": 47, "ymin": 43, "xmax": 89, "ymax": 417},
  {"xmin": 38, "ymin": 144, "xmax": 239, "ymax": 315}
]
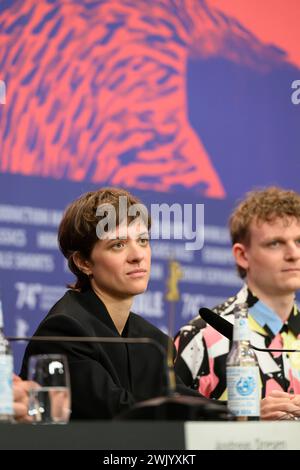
[
  {"xmin": 8, "ymin": 335, "xmax": 230, "ymax": 421},
  {"xmin": 8, "ymin": 335, "xmax": 174, "ymax": 397}
]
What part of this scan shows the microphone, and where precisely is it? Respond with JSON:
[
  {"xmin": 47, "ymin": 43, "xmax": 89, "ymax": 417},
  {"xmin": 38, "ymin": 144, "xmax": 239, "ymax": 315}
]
[
  {"xmin": 199, "ymin": 307, "xmax": 300, "ymax": 353},
  {"xmin": 8, "ymin": 335, "xmax": 230, "ymax": 420},
  {"xmin": 8, "ymin": 335, "xmax": 174, "ymax": 395},
  {"xmin": 199, "ymin": 308, "xmax": 234, "ymax": 341}
]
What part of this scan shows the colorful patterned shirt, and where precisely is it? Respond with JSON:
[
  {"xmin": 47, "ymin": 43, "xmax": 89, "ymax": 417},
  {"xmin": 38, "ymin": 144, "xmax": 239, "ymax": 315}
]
[{"xmin": 174, "ymin": 285, "xmax": 300, "ymax": 400}]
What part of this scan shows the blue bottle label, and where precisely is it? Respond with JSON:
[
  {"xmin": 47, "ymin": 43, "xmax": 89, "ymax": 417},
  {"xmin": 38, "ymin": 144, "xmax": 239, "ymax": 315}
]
[{"xmin": 227, "ymin": 366, "xmax": 260, "ymax": 416}]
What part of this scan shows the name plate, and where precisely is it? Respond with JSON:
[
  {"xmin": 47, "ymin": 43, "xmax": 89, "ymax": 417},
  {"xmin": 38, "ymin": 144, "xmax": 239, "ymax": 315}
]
[{"xmin": 185, "ymin": 421, "xmax": 300, "ymax": 450}]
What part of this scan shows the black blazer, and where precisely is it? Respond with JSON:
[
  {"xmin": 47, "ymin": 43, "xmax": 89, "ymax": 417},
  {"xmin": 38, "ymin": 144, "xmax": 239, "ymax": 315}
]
[{"xmin": 20, "ymin": 289, "xmax": 198, "ymax": 419}]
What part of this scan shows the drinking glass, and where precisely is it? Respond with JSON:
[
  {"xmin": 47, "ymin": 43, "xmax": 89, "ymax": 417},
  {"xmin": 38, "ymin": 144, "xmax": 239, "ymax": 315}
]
[{"xmin": 27, "ymin": 354, "xmax": 71, "ymax": 424}]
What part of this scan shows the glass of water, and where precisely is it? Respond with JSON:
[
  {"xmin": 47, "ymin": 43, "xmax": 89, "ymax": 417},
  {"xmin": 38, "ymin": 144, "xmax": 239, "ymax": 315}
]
[{"xmin": 27, "ymin": 354, "xmax": 71, "ymax": 424}]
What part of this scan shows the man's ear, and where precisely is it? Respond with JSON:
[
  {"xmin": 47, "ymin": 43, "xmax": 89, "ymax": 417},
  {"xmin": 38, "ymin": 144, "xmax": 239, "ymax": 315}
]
[
  {"xmin": 232, "ymin": 243, "xmax": 249, "ymax": 271},
  {"xmin": 72, "ymin": 252, "xmax": 92, "ymax": 276}
]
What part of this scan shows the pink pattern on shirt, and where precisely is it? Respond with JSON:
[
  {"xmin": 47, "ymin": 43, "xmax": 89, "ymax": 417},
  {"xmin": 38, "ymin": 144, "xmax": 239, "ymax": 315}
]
[
  {"xmin": 199, "ymin": 357, "xmax": 219, "ymax": 398},
  {"xmin": 202, "ymin": 325, "xmax": 224, "ymax": 349},
  {"xmin": 265, "ymin": 378, "xmax": 284, "ymax": 395},
  {"xmin": 288, "ymin": 370, "xmax": 300, "ymax": 394},
  {"xmin": 268, "ymin": 334, "xmax": 283, "ymax": 359}
]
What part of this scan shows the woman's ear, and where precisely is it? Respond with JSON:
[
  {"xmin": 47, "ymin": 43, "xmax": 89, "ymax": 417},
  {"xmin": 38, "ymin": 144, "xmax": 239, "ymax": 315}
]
[
  {"xmin": 72, "ymin": 252, "xmax": 92, "ymax": 276},
  {"xmin": 232, "ymin": 243, "xmax": 249, "ymax": 271}
]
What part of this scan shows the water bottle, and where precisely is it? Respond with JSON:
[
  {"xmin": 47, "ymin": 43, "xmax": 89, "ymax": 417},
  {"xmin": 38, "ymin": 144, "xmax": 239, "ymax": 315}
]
[
  {"xmin": 226, "ymin": 302, "xmax": 260, "ymax": 420},
  {"xmin": 0, "ymin": 297, "xmax": 14, "ymax": 421}
]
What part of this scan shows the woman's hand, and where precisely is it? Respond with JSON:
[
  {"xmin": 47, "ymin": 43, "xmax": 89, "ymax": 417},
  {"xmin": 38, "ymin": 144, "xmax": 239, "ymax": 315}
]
[{"xmin": 13, "ymin": 374, "xmax": 37, "ymax": 423}]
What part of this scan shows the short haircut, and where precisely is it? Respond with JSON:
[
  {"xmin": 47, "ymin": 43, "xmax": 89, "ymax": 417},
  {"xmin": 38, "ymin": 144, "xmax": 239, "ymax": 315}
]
[
  {"xmin": 229, "ymin": 186, "xmax": 300, "ymax": 278},
  {"xmin": 58, "ymin": 187, "xmax": 150, "ymax": 290}
]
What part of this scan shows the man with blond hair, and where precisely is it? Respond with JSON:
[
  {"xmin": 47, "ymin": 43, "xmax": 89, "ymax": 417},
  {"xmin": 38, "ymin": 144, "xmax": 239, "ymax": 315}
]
[{"xmin": 175, "ymin": 187, "xmax": 300, "ymax": 419}]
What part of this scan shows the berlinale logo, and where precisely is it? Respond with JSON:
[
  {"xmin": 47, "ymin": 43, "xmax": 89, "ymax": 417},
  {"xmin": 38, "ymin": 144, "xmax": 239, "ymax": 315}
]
[{"xmin": 291, "ymin": 80, "xmax": 300, "ymax": 105}]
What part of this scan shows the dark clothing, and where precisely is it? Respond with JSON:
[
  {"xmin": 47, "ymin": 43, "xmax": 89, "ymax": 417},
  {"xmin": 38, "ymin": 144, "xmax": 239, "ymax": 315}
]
[{"xmin": 20, "ymin": 288, "xmax": 199, "ymax": 419}]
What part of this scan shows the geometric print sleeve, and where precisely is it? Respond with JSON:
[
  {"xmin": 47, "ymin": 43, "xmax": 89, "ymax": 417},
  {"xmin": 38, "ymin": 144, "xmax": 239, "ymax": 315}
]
[
  {"xmin": 175, "ymin": 286, "xmax": 248, "ymax": 400},
  {"xmin": 175, "ymin": 313, "xmax": 300, "ymax": 401},
  {"xmin": 174, "ymin": 322, "xmax": 208, "ymax": 390},
  {"xmin": 175, "ymin": 286, "xmax": 300, "ymax": 401},
  {"xmin": 174, "ymin": 316, "xmax": 231, "ymax": 400}
]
